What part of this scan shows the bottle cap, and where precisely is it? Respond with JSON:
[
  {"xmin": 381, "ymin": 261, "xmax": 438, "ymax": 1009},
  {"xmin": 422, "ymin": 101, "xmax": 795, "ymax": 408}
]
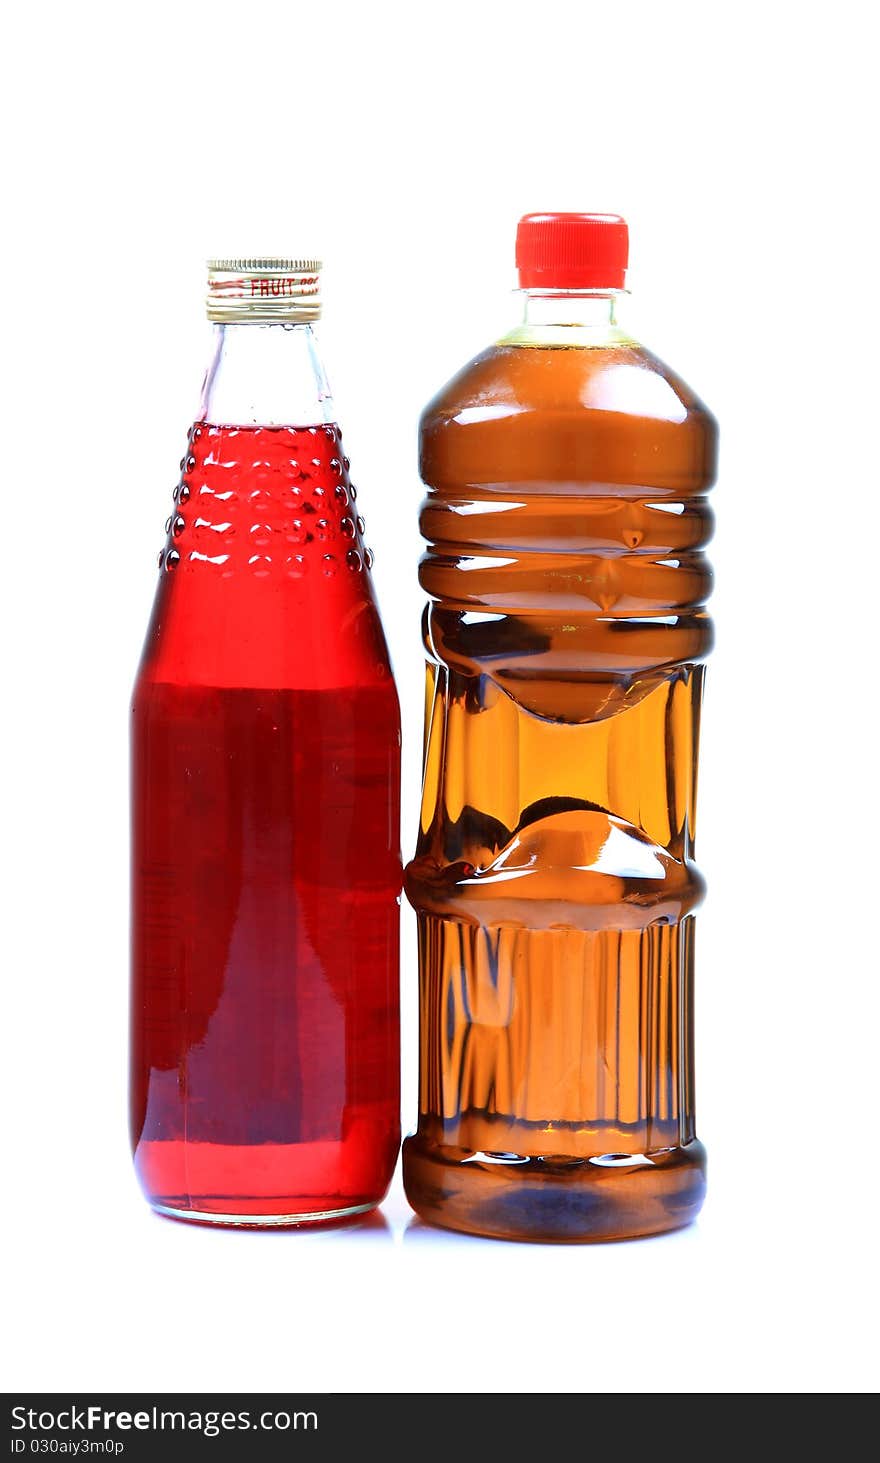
[
  {"xmin": 206, "ymin": 258, "xmax": 322, "ymax": 322},
  {"xmin": 515, "ymin": 214, "xmax": 628, "ymax": 290}
]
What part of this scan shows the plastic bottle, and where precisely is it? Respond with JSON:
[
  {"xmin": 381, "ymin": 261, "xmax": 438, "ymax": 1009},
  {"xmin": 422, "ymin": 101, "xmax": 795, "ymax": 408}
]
[
  {"xmin": 403, "ymin": 215, "xmax": 716, "ymax": 1241},
  {"xmin": 131, "ymin": 259, "xmax": 401, "ymax": 1227}
]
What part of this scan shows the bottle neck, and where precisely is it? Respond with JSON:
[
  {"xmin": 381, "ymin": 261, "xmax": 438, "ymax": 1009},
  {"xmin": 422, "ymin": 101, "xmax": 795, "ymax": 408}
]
[
  {"xmin": 500, "ymin": 289, "xmax": 631, "ymax": 348},
  {"xmin": 198, "ymin": 321, "xmax": 335, "ymax": 427}
]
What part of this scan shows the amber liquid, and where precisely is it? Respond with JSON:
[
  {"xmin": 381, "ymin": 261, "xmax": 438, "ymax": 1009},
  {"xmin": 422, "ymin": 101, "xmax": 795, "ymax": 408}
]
[{"xmin": 403, "ymin": 331, "xmax": 716, "ymax": 1240}]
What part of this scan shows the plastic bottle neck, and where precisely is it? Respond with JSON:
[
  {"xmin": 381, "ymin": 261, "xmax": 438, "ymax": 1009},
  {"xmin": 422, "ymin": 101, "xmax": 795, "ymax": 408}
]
[
  {"xmin": 501, "ymin": 289, "xmax": 631, "ymax": 348},
  {"xmin": 198, "ymin": 321, "xmax": 335, "ymax": 427}
]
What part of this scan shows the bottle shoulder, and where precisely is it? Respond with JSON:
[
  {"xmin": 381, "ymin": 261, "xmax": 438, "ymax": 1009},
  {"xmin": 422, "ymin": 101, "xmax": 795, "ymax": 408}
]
[
  {"xmin": 420, "ymin": 340, "xmax": 717, "ymax": 494},
  {"xmin": 422, "ymin": 339, "xmax": 715, "ymax": 432}
]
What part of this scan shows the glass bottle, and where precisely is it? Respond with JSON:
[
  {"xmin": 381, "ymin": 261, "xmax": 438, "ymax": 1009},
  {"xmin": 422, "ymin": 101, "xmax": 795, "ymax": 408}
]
[
  {"xmin": 131, "ymin": 259, "xmax": 401, "ymax": 1226},
  {"xmin": 403, "ymin": 215, "xmax": 716, "ymax": 1241}
]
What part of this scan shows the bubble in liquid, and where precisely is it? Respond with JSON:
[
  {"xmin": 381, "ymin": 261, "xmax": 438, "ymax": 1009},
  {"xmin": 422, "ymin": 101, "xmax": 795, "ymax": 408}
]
[
  {"xmin": 349, "ymin": 484, "xmax": 358, "ymax": 501},
  {"xmin": 322, "ymin": 554, "xmax": 338, "ymax": 577},
  {"xmin": 285, "ymin": 554, "xmax": 308, "ymax": 578},
  {"xmin": 308, "ymin": 426, "xmax": 318, "ymax": 436},
  {"xmin": 165, "ymin": 515, "xmax": 173, "ymax": 533},
  {"xmin": 356, "ymin": 515, "xmax": 366, "ymax": 535},
  {"xmin": 164, "ymin": 548, "xmax": 180, "ymax": 572},
  {"xmin": 323, "ymin": 425, "xmax": 336, "ymax": 439},
  {"xmin": 343, "ymin": 456, "xmax": 350, "ymax": 470},
  {"xmin": 334, "ymin": 484, "xmax": 349, "ymax": 506},
  {"xmin": 316, "ymin": 518, "xmax": 331, "ymax": 540},
  {"xmin": 186, "ymin": 455, "xmax": 196, "ymax": 472},
  {"xmin": 179, "ymin": 456, "xmax": 186, "ymax": 471},
  {"xmin": 192, "ymin": 426, "xmax": 202, "ymax": 441},
  {"xmin": 330, "ymin": 457, "xmax": 342, "ymax": 473},
  {"xmin": 157, "ymin": 549, "xmax": 164, "ymax": 568},
  {"xmin": 340, "ymin": 516, "xmax": 355, "ymax": 538},
  {"xmin": 313, "ymin": 486, "xmax": 326, "ymax": 500},
  {"xmin": 365, "ymin": 547, "xmax": 375, "ymax": 569},
  {"xmin": 173, "ymin": 515, "xmax": 186, "ymax": 537},
  {"xmin": 179, "ymin": 482, "xmax": 191, "ymax": 502},
  {"xmin": 346, "ymin": 548, "xmax": 362, "ymax": 572}
]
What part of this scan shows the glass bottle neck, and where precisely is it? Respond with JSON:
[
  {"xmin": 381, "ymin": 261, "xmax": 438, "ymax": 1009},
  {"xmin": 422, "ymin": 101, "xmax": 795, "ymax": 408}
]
[
  {"xmin": 198, "ymin": 322, "xmax": 335, "ymax": 428},
  {"xmin": 501, "ymin": 290, "xmax": 631, "ymax": 348}
]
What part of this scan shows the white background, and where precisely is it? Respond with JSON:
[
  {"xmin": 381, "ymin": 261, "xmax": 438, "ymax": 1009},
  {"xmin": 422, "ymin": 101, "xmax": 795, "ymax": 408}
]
[{"xmin": 3, "ymin": 0, "xmax": 878, "ymax": 1396}]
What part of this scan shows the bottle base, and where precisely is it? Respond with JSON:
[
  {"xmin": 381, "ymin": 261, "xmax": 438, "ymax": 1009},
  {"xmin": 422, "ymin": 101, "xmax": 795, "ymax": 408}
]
[
  {"xmin": 403, "ymin": 1135, "xmax": 706, "ymax": 1243},
  {"xmin": 149, "ymin": 1199, "xmax": 377, "ymax": 1230}
]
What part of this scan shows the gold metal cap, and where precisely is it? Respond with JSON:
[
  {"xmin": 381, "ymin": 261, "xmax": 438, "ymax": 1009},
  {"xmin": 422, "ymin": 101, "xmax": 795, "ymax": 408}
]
[{"xmin": 207, "ymin": 258, "xmax": 322, "ymax": 323}]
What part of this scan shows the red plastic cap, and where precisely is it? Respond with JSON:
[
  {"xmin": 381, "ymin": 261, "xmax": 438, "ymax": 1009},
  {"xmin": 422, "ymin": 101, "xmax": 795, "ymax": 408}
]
[{"xmin": 516, "ymin": 213, "xmax": 629, "ymax": 290}]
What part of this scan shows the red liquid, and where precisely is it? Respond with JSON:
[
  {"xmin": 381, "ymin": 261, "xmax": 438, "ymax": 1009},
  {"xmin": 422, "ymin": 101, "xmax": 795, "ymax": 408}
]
[{"xmin": 131, "ymin": 423, "xmax": 401, "ymax": 1224}]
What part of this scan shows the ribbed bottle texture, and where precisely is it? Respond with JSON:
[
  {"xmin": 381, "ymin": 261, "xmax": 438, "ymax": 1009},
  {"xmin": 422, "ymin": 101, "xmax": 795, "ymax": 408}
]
[{"xmin": 403, "ymin": 328, "xmax": 716, "ymax": 1241}]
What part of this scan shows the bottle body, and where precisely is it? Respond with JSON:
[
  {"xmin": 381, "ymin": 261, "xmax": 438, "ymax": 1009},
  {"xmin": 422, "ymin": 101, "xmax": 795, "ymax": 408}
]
[
  {"xmin": 131, "ymin": 312, "xmax": 401, "ymax": 1225},
  {"xmin": 403, "ymin": 303, "xmax": 715, "ymax": 1240}
]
